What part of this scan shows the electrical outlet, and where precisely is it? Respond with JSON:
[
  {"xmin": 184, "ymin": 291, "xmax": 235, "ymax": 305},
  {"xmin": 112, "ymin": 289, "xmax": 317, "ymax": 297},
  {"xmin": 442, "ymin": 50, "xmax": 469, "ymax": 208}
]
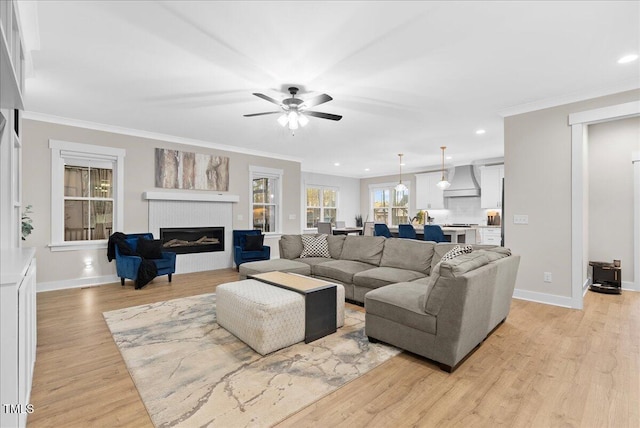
[
  {"xmin": 514, "ymin": 214, "xmax": 529, "ymax": 224},
  {"xmin": 544, "ymin": 272, "xmax": 552, "ymax": 283},
  {"xmin": 237, "ymin": 214, "xmax": 243, "ymax": 221},
  {"xmin": 288, "ymin": 214, "xmax": 296, "ymax": 220}
]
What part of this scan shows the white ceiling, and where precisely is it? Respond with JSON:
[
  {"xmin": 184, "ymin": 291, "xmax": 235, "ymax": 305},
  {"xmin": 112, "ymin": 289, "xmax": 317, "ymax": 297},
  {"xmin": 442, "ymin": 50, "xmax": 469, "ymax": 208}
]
[{"xmin": 23, "ymin": 1, "xmax": 640, "ymax": 177}]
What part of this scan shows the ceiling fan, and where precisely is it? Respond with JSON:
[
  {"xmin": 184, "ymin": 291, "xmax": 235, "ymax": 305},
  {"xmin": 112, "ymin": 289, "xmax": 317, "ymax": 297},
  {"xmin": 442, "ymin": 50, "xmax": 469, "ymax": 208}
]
[{"xmin": 244, "ymin": 87, "xmax": 342, "ymax": 132}]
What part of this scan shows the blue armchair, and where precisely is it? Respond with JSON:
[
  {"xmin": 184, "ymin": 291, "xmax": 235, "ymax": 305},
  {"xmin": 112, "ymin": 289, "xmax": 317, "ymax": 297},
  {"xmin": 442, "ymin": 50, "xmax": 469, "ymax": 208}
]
[
  {"xmin": 115, "ymin": 233, "xmax": 176, "ymax": 287},
  {"xmin": 233, "ymin": 230, "xmax": 271, "ymax": 270},
  {"xmin": 374, "ymin": 223, "xmax": 392, "ymax": 238}
]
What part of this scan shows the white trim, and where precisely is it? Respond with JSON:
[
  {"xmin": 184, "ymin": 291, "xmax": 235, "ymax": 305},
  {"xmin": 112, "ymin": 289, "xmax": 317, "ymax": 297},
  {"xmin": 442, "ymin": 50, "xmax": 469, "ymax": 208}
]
[
  {"xmin": 26, "ymin": 111, "xmax": 302, "ymax": 164},
  {"xmin": 568, "ymin": 101, "xmax": 640, "ymax": 125},
  {"xmin": 49, "ymin": 139, "xmax": 125, "ymax": 248},
  {"xmin": 570, "ymin": 102, "xmax": 640, "ymax": 309},
  {"xmin": 512, "ymin": 288, "xmax": 574, "ymax": 309},
  {"xmin": 249, "ymin": 165, "xmax": 284, "ymax": 233},
  {"xmin": 37, "ymin": 274, "xmax": 119, "ymax": 293},
  {"xmin": 48, "ymin": 241, "xmax": 107, "ymax": 252},
  {"xmin": 634, "ymin": 151, "xmax": 640, "ymax": 292},
  {"xmin": 622, "ymin": 281, "xmax": 639, "ymax": 292},
  {"xmin": 499, "ymin": 80, "xmax": 640, "ymax": 117},
  {"xmin": 142, "ymin": 191, "xmax": 239, "ymax": 202}
]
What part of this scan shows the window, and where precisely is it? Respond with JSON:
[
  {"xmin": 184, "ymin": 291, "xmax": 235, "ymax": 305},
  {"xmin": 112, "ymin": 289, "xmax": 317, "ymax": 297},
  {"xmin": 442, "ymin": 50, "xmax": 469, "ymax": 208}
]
[
  {"xmin": 305, "ymin": 186, "xmax": 338, "ymax": 228},
  {"xmin": 50, "ymin": 140, "xmax": 125, "ymax": 250},
  {"xmin": 370, "ymin": 183, "xmax": 409, "ymax": 226},
  {"xmin": 250, "ymin": 166, "xmax": 283, "ymax": 234}
]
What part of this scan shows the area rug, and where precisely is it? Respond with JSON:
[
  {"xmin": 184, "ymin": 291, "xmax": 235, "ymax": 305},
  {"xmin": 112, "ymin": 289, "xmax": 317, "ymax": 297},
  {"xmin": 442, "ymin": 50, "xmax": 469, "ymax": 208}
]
[{"xmin": 103, "ymin": 293, "xmax": 400, "ymax": 427}]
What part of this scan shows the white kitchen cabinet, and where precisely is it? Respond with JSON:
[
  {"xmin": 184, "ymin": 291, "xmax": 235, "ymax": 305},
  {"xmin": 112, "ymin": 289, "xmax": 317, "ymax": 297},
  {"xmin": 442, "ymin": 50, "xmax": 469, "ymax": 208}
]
[
  {"xmin": 1, "ymin": 248, "xmax": 37, "ymax": 428},
  {"xmin": 415, "ymin": 171, "xmax": 445, "ymax": 210},
  {"xmin": 479, "ymin": 227, "xmax": 502, "ymax": 245},
  {"xmin": 481, "ymin": 164, "xmax": 504, "ymax": 209}
]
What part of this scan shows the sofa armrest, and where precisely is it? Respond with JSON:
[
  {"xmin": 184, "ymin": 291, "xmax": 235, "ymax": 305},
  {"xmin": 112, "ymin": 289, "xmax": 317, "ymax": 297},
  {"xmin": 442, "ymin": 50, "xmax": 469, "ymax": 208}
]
[{"xmin": 116, "ymin": 255, "xmax": 142, "ymax": 279}]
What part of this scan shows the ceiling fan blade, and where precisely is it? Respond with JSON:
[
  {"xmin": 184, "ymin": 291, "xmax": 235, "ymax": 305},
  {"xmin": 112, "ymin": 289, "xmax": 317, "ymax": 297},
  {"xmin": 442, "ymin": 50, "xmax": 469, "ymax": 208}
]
[
  {"xmin": 300, "ymin": 93, "xmax": 333, "ymax": 109},
  {"xmin": 304, "ymin": 111, "xmax": 342, "ymax": 121},
  {"xmin": 252, "ymin": 93, "xmax": 282, "ymax": 106},
  {"xmin": 243, "ymin": 111, "xmax": 282, "ymax": 117}
]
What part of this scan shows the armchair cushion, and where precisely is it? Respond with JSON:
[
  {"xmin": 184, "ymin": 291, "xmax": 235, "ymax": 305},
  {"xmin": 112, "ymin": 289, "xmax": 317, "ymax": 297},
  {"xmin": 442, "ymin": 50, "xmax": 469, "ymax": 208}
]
[
  {"xmin": 137, "ymin": 238, "xmax": 164, "ymax": 259},
  {"xmin": 244, "ymin": 234, "xmax": 264, "ymax": 251}
]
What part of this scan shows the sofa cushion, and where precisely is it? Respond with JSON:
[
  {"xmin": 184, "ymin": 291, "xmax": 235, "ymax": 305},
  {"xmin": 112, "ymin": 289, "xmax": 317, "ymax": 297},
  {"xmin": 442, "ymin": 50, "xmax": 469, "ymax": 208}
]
[
  {"xmin": 431, "ymin": 243, "xmax": 498, "ymax": 271},
  {"xmin": 294, "ymin": 257, "xmax": 334, "ymax": 274},
  {"xmin": 313, "ymin": 259, "xmax": 376, "ymax": 284},
  {"xmin": 239, "ymin": 258, "xmax": 311, "ymax": 278},
  {"xmin": 365, "ymin": 282, "xmax": 436, "ymax": 335},
  {"xmin": 300, "ymin": 234, "xmax": 331, "ymax": 258},
  {"xmin": 279, "ymin": 235, "xmax": 304, "ymax": 260},
  {"xmin": 327, "ymin": 234, "xmax": 346, "ymax": 259},
  {"xmin": 340, "ymin": 235, "xmax": 386, "ymax": 266},
  {"xmin": 424, "ymin": 251, "xmax": 492, "ymax": 315},
  {"xmin": 380, "ymin": 238, "xmax": 435, "ymax": 275},
  {"xmin": 353, "ymin": 267, "xmax": 425, "ymax": 290}
]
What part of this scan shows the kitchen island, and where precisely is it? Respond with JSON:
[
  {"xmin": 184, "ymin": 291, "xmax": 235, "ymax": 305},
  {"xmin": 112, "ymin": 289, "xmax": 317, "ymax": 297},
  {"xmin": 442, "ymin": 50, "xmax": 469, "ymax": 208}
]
[{"xmin": 388, "ymin": 225, "xmax": 477, "ymax": 244}]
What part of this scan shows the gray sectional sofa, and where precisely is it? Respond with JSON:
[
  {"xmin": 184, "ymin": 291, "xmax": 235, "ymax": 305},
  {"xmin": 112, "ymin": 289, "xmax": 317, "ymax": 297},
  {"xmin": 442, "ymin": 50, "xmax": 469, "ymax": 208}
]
[{"xmin": 239, "ymin": 234, "xmax": 520, "ymax": 371}]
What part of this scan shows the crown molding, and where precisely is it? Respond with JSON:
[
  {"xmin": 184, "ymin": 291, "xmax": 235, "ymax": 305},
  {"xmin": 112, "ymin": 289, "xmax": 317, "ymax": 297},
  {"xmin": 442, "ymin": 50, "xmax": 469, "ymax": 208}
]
[
  {"xmin": 22, "ymin": 111, "xmax": 303, "ymax": 163},
  {"xmin": 498, "ymin": 78, "xmax": 640, "ymax": 117}
]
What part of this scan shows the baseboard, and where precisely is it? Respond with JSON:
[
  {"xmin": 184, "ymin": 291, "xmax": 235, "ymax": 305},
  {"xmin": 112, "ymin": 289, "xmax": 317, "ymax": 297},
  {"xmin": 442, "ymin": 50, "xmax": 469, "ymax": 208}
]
[
  {"xmin": 512, "ymin": 288, "xmax": 575, "ymax": 309},
  {"xmin": 583, "ymin": 278, "xmax": 591, "ymax": 296},
  {"xmin": 37, "ymin": 274, "xmax": 120, "ymax": 293},
  {"xmin": 622, "ymin": 280, "xmax": 639, "ymax": 292}
]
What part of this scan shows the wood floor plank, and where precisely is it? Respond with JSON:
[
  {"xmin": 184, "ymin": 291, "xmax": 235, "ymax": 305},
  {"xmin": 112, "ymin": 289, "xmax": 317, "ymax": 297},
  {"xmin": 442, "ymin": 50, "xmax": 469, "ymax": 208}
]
[{"xmin": 26, "ymin": 270, "xmax": 640, "ymax": 427}]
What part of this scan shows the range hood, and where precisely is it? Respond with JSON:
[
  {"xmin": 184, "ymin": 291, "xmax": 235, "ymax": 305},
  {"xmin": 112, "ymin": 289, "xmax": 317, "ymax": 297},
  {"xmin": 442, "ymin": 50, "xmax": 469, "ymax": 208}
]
[{"xmin": 443, "ymin": 165, "xmax": 481, "ymax": 198}]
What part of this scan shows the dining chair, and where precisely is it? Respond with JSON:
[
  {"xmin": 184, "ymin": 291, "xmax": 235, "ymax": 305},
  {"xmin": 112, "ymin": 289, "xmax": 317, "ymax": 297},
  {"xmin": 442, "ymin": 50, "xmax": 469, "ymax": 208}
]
[
  {"xmin": 374, "ymin": 223, "xmax": 392, "ymax": 238},
  {"xmin": 363, "ymin": 222, "xmax": 375, "ymax": 236},
  {"xmin": 317, "ymin": 222, "xmax": 332, "ymax": 235},
  {"xmin": 423, "ymin": 225, "xmax": 446, "ymax": 242},
  {"xmin": 335, "ymin": 221, "xmax": 346, "ymax": 229},
  {"xmin": 398, "ymin": 224, "xmax": 417, "ymax": 239}
]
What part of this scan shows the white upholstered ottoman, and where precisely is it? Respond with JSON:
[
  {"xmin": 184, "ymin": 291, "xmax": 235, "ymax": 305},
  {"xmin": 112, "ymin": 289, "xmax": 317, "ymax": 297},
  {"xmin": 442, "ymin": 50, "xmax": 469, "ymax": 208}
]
[{"xmin": 216, "ymin": 279, "xmax": 345, "ymax": 355}]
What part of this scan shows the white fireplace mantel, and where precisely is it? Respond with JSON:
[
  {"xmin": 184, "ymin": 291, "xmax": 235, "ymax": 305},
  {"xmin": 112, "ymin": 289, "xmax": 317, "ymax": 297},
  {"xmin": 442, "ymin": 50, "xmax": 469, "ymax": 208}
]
[{"xmin": 143, "ymin": 191, "xmax": 239, "ymax": 203}]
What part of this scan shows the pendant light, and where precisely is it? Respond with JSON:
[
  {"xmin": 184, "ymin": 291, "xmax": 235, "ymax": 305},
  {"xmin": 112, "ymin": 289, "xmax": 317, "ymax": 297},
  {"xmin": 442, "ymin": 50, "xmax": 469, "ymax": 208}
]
[
  {"xmin": 395, "ymin": 153, "xmax": 407, "ymax": 192},
  {"xmin": 436, "ymin": 146, "xmax": 451, "ymax": 190}
]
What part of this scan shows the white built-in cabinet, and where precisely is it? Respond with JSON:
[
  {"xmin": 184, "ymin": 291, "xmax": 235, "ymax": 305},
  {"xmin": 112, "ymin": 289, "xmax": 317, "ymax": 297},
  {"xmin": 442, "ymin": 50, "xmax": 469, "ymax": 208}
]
[
  {"xmin": 480, "ymin": 164, "xmax": 504, "ymax": 209},
  {"xmin": 1, "ymin": 250, "xmax": 37, "ymax": 428},
  {"xmin": 1, "ymin": 3, "xmax": 35, "ymax": 427},
  {"xmin": 415, "ymin": 171, "xmax": 445, "ymax": 210},
  {"xmin": 478, "ymin": 227, "xmax": 502, "ymax": 245}
]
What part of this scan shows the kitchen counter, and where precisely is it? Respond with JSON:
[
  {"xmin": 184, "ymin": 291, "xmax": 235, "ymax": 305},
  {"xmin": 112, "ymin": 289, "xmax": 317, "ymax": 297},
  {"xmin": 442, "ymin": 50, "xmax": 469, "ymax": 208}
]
[{"xmin": 389, "ymin": 225, "xmax": 478, "ymax": 244}]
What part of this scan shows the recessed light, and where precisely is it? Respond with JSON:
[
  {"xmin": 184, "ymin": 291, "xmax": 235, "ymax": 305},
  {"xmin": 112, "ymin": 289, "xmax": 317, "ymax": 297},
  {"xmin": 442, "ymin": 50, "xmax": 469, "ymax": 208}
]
[
  {"xmin": 400, "ymin": 163, "xmax": 406, "ymax": 166},
  {"xmin": 446, "ymin": 156, "xmax": 452, "ymax": 160},
  {"xmin": 364, "ymin": 168, "xmax": 370, "ymax": 172},
  {"xmin": 476, "ymin": 129, "xmax": 486, "ymax": 135},
  {"xmin": 618, "ymin": 54, "xmax": 638, "ymax": 64},
  {"xmin": 334, "ymin": 162, "xmax": 340, "ymax": 167}
]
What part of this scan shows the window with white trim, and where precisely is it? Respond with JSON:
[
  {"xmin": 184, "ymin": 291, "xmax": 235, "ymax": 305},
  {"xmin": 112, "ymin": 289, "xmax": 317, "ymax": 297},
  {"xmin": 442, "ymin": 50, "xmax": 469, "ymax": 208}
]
[
  {"xmin": 250, "ymin": 166, "xmax": 283, "ymax": 234},
  {"xmin": 50, "ymin": 140, "xmax": 125, "ymax": 250},
  {"xmin": 370, "ymin": 183, "xmax": 410, "ymax": 226},
  {"xmin": 305, "ymin": 186, "xmax": 338, "ymax": 228}
]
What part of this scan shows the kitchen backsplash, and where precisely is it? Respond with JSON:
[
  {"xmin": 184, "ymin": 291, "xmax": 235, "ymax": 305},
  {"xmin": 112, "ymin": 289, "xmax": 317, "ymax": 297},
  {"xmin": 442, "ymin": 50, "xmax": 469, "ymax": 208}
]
[{"xmin": 425, "ymin": 197, "xmax": 500, "ymax": 226}]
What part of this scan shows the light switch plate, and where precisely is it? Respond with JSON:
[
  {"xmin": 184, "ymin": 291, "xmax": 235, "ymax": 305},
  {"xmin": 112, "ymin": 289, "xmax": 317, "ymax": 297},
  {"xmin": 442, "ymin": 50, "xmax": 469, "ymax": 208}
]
[
  {"xmin": 513, "ymin": 214, "xmax": 529, "ymax": 224},
  {"xmin": 288, "ymin": 214, "xmax": 296, "ymax": 220},
  {"xmin": 237, "ymin": 214, "xmax": 243, "ymax": 221}
]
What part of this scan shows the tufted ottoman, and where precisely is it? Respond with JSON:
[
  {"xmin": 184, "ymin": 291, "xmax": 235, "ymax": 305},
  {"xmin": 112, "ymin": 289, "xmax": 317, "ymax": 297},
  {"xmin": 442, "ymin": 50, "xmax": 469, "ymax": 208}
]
[{"xmin": 217, "ymin": 278, "xmax": 346, "ymax": 355}]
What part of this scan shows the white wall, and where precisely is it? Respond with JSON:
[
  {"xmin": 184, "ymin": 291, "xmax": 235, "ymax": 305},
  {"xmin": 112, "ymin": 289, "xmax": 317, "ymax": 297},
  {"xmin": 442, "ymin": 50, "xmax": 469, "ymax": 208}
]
[
  {"xmin": 22, "ymin": 119, "xmax": 302, "ymax": 289},
  {"xmin": 588, "ymin": 116, "xmax": 639, "ymax": 285},
  {"xmin": 504, "ymin": 89, "xmax": 640, "ymax": 306},
  {"xmin": 301, "ymin": 171, "xmax": 360, "ymax": 228}
]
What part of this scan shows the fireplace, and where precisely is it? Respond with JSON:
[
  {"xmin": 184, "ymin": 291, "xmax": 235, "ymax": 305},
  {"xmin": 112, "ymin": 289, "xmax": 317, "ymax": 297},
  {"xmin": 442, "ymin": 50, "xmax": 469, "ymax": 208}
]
[{"xmin": 160, "ymin": 227, "xmax": 225, "ymax": 255}]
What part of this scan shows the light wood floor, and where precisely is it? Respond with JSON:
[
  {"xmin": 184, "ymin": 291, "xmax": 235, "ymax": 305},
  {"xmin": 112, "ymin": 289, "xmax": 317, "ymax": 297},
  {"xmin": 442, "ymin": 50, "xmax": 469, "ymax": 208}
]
[{"xmin": 28, "ymin": 270, "xmax": 639, "ymax": 427}]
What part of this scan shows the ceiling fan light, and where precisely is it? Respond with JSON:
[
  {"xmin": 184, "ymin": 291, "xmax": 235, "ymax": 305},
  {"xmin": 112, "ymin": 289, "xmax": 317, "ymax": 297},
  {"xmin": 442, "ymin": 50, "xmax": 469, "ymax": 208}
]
[
  {"xmin": 436, "ymin": 180, "xmax": 451, "ymax": 190},
  {"xmin": 298, "ymin": 114, "xmax": 309, "ymax": 127},
  {"xmin": 288, "ymin": 111, "xmax": 299, "ymax": 130},
  {"xmin": 277, "ymin": 114, "xmax": 288, "ymax": 127}
]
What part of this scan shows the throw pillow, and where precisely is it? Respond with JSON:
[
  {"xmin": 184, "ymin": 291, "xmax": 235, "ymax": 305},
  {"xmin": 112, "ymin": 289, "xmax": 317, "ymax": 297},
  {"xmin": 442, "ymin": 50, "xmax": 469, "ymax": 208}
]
[
  {"xmin": 300, "ymin": 234, "xmax": 331, "ymax": 258},
  {"xmin": 137, "ymin": 238, "xmax": 164, "ymax": 259},
  {"xmin": 244, "ymin": 234, "xmax": 264, "ymax": 251},
  {"xmin": 440, "ymin": 245, "xmax": 473, "ymax": 263}
]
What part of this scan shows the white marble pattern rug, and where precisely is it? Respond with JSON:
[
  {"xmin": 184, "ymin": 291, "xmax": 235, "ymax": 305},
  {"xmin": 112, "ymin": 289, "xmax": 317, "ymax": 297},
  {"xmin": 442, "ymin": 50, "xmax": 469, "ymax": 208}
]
[{"xmin": 103, "ymin": 293, "xmax": 400, "ymax": 427}]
